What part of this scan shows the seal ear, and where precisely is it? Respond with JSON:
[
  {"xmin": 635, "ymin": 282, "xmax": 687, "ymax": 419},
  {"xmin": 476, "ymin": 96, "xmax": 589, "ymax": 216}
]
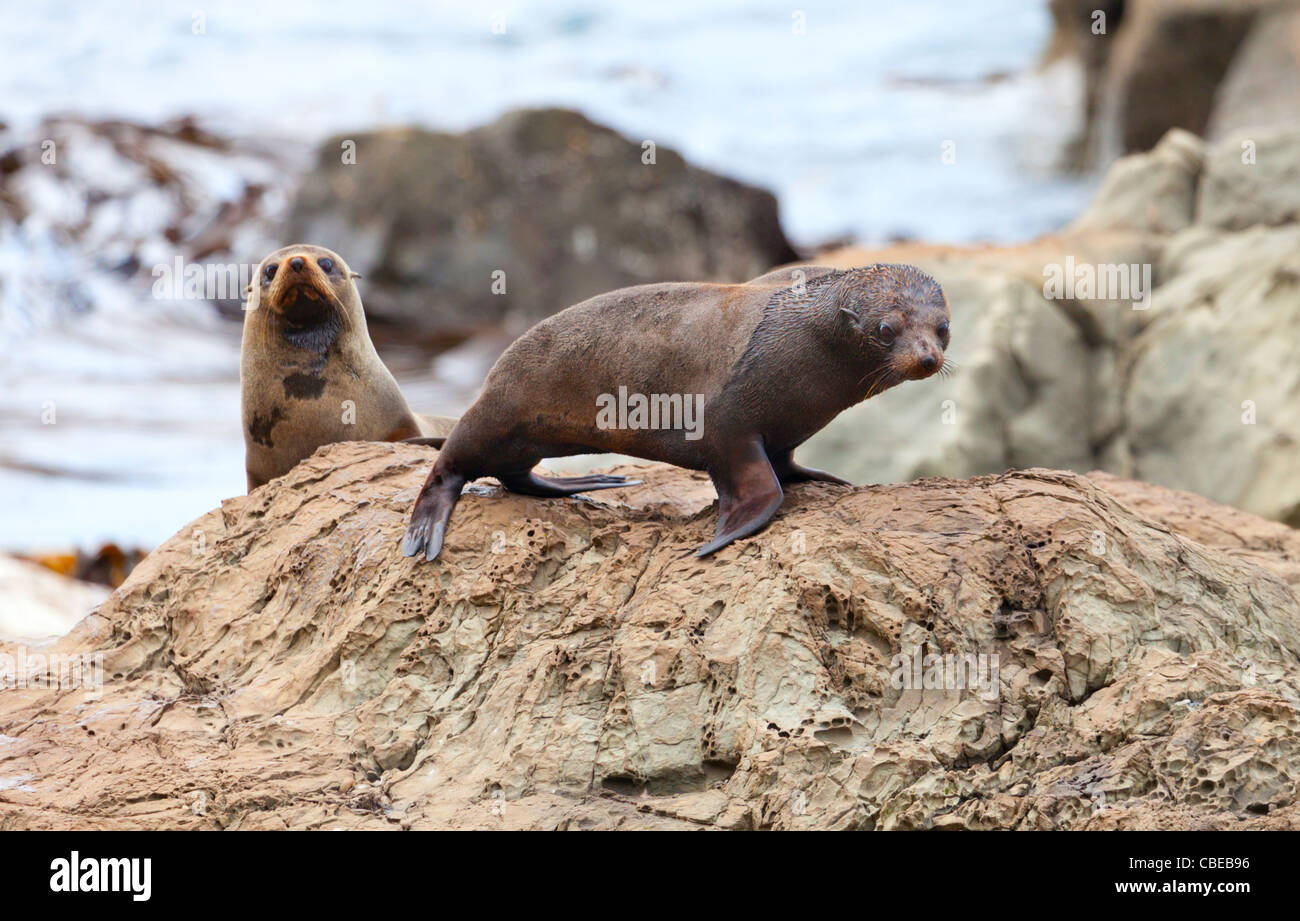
[
  {"xmin": 838, "ymin": 306, "xmax": 866, "ymax": 333},
  {"xmin": 350, "ymin": 272, "xmax": 362, "ymax": 279}
]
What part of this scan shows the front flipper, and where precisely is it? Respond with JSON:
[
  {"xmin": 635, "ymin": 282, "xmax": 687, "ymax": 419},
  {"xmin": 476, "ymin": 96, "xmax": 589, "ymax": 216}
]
[
  {"xmin": 402, "ymin": 465, "xmax": 467, "ymax": 561},
  {"xmin": 498, "ymin": 471, "xmax": 641, "ymax": 498},
  {"xmin": 697, "ymin": 440, "xmax": 784, "ymax": 557},
  {"xmin": 769, "ymin": 449, "xmax": 851, "ymax": 486}
]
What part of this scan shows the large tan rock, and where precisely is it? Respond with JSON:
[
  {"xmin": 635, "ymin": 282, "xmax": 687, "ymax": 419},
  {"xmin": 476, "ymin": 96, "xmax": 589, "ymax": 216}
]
[
  {"xmin": 796, "ymin": 227, "xmax": 1158, "ymax": 488},
  {"xmin": 1121, "ymin": 222, "xmax": 1300, "ymax": 524},
  {"xmin": 1068, "ymin": 128, "xmax": 1204, "ymax": 235},
  {"xmin": 1, "ymin": 442, "xmax": 1297, "ymax": 830},
  {"xmin": 805, "ymin": 124, "xmax": 1300, "ymax": 527},
  {"xmin": 1197, "ymin": 125, "xmax": 1300, "ymax": 230}
]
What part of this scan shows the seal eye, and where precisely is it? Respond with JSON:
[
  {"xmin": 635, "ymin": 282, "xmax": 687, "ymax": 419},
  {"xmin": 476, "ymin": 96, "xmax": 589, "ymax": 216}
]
[
  {"xmin": 878, "ymin": 321, "xmax": 896, "ymax": 346},
  {"xmin": 937, "ymin": 320, "xmax": 949, "ymax": 346},
  {"xmin": 264, "ymin": 263, "xmax": 278, "ymax": 282},
  {"xmin": 318, "ymin": 257, "xmax": 334, "ymax": 273}
]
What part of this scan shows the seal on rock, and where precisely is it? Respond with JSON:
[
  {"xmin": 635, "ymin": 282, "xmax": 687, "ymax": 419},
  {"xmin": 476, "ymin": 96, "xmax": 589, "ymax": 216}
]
[
  {"xmin": 402, "ymin": 264, "xmax": 951, "ymax": 560},
  {"xmin": 241, "ymin": 244, "xmax": 456, "ymax": 491}
]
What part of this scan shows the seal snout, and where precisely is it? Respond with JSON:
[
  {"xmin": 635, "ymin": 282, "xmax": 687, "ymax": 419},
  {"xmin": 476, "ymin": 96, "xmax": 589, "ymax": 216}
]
[
  {"xmin": 263, "ymin": 252, "xmax": 336, "ymax": 324},
  {"xmin": 899, "ymin": 341, "xmax": 945, "ymax": 381}
]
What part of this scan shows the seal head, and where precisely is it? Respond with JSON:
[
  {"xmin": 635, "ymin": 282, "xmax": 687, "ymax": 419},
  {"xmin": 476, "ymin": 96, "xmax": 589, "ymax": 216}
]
[
  {"xmin": 251, "ymin": 244, "xmax": 358, "ymax": 353},
  {"xmin": 833, "ymin": 263, "xmax": 950, "ymax": 385}
]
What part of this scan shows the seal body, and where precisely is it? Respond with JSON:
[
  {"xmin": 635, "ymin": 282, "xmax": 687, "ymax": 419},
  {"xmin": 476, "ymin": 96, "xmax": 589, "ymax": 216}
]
[
  {"xmin": 403, "ymin": 264, "xmax": 950, "ymax": 560},
  {"xmin": 241, "ymin": 244, "xmax": 456, "ymax": 491}
]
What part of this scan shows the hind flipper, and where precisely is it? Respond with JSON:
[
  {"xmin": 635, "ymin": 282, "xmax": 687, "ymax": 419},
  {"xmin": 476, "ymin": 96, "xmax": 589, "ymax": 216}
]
[
  {"xmin": 402, "ymin": 466, "xmax": 467, "ymax": 561},
  {"xmin": 697, "ymin": 441, "xmax": 784, "ymax": 557},
  {"xmin": 498, "ymin": 471, "xmax": 641, "ymax": 498},
  {"xmin": 769, "ymin": 448, "xmax": 851, "ymax": 486},
  {"xmin": 402, "ymin": 435, "xmax": 447, "ymax": 448}
]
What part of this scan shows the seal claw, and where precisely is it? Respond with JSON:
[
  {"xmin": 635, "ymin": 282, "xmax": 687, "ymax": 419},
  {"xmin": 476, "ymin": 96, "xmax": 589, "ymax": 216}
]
[
  {"xmin": 401, "ymin": 523, "xmax": 426, "ymax": 557},
  {"xmin": 424, "ymin": 522, "xmax": 446, "ymax": 562},
  {"xmin": 404, "ymin": 466, "xmax": 466, "ymax": 563}
]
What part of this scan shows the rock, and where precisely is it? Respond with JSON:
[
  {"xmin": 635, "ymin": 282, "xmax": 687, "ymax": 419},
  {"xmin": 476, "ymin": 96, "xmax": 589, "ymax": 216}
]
[
  {"xmin": 802, "ymin": 124, "xmax": 1300, "ymax": 527},
  {"xmin": 1197, "ymin": 125, "xmax": 1300, "ymax": 230},
  {"xmin": 1207, "ymin": 3, "xmax": 1300, "ymax": 141},
  {"xmin": 1068, "ymin": 128, "xmax": 1203, "ymax": 235},
  {"xmin": 284, "ymin": 108, "xmax": 797, "ymax": 343},
  {"xmin": 1121, "ymin": 221, "xmax": 1300, "ymax": 524},
  {"xmin": 0, "ymin": 441, "xmax": 1298, "ymax": 829},
  {"xmin": 1102, "ymin": 0, "xmax": 1264, "ymax": 154},
  {"xmin": 801, "ymin": 265, "xmax": 1098, "ymax": 485},
  {"xmin": 1047, "ymin": 0, "xmax": 1296, "ymax": 163},
  {"xmin": 0, "ymin": 556, "xmax": 107, "ymax": 644},
  {"xmin": 1044, "ymin": 0, "xmax": 1129, "ymax": 169}
]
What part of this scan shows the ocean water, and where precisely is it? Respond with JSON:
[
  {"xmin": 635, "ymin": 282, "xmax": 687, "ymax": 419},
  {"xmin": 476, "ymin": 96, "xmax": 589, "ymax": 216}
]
[
  {"xmin": 3, "ymin": 0, "xmax": 1092, "ymax": 243},
  {"xmin": 0, "ymin": 0, "xmax": 1098, "ymax": 550}
]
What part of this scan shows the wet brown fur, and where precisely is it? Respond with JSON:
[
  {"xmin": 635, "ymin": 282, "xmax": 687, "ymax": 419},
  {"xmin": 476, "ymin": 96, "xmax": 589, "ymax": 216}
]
[{"xmin": 404, "ymin": 263, "xmax": 950, "ymax": 560}]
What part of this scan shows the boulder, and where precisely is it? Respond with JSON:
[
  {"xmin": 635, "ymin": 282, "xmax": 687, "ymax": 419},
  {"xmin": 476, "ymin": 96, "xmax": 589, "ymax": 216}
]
[
  {"xmin": 1121, "ymin": 222, "xmax": 1300, "ymax": 524},
  {"xmin": 0, "ymin": 441, "xmax": 1297, "ymax": 829},
  {"xmin": 1046, "ymin": 0, "xmax": 1294, "ymax": 163},
  {"xmin": 1207, "ymin": 3, "xmax": 1300, "ymax": 142},
  {"xmin": 284, "ymin": 108, "xmax": 797, "ymax": 344},
  {"xmin": 1044, "ymin": 0, "xmax": 1129, "ymax": 168},
  {"xmin": 803, "ymin": 125, "xmax": 1300, "ymax": 526},
  {"xmin": 801, "ymin": 266, "xmax": 1098, "ymax": 485},
  {"xmin": 1197, "ymin": 125, "xmax": 1300, "ymax": 230},
  {"xmin": 1101, "ymin": 0, "xmax": 1264, "ymax": 154},
  {"xmin": 1067, "ymin": 128, "xmax": 1203, "ymax": 235}
]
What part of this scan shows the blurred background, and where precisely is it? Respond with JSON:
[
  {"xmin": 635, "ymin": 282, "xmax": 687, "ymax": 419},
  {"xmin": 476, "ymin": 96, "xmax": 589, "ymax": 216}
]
[{"xmin": 2, "ymin": 0, "xmax": 1298, "ymax": 612}]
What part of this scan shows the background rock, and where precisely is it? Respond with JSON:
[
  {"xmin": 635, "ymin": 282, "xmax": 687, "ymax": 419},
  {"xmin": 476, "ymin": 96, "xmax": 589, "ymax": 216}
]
[
  {"xmin": 284, "ymin": 108, "xmax": 797, "ymax": 345},
  {"xmin": 1197, "ymin": 125, "xmax": 1300, "ymax": 229},
  {"xmin": 1047, "ymin": 0, "xmax": 1295, "ymax": 165},
  {"xmin": 1101, "ymin": 0, "xmax": 1263, "ymax": 154},
  {"xmin": 801, "ymin": 125, "xmax": 1300, "ymax": 526},
  {"xmin": 1121, "ymin": 222, "xmax": 1300, "ymax": 525},
  {"xmin": 0, "ymin": 556, "xmax": 106, "ymax": 644},
  {"xmin": 1206, "ymin": 2, "xmax": 1300, "ymax": 141},
  {"xmin": 1067, "ymin": 128, "xmax": 1203, "ymax": 235},
  {"xmin": 1, "ymin": 442, "xmax": 1297, "ymax": 829}
]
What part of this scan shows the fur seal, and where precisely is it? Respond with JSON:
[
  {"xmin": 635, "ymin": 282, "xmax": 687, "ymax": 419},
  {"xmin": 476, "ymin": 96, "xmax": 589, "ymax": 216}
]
[
  {"xmin": 402, "ymin": 264, "xmax": 950, "ymax": 560},
  {"xmin": 241, "ymin": 244, "xmax": 456, "ymax": 491}
]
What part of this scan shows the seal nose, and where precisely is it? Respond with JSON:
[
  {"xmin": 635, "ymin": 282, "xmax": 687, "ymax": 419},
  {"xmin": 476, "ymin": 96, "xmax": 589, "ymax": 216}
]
[
  {"xmin": 290, "ymin": 257, "xmax": 305, "ymax": 272},
  {"xmin": 920, "ymin": 354, "xmax": 937, "ymax": 372}
]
